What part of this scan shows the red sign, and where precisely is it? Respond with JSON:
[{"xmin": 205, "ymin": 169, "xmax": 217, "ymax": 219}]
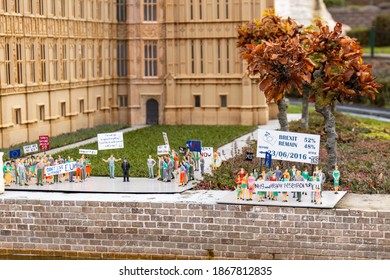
[{"xmin": 39, "ymin": 135, "xmax": 50, "ymax": 150}]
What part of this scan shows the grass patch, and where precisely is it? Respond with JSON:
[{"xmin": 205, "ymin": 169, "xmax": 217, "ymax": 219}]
[
  {"xmin": 286, "ymin": 103, "xmax": 316, "ymax": 114},
  {"xmin": 362, "ymin": 46, "xmax": 390, "ymax": 55},
  {"xmin": 52, "ymin": 125, "xmax": 256, "ymax": 178}
]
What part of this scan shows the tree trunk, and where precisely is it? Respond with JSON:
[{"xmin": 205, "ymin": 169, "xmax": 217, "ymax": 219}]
[
  {"xmin": 315, "ymin": 102, "xmax": 338, "ymax": 171},
  {"xmin": 301, "ymin": 85, "xmax": 310, "ymax": 130},
  {"xmin": 277, "ymin": 97, "xmax": 289, "ymax": 131}
]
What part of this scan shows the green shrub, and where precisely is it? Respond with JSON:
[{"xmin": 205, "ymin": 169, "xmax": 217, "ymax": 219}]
[
  {"xmin": 374, "ymin": 14, "xmax": 390, "ymax": 46},
  {"xmin": 347, "ymin": 27, "xmax": 369, "ymax": 46},
  {"xmin": 323, "ymin": 0, "xmax": 346, "ymax": 7}
]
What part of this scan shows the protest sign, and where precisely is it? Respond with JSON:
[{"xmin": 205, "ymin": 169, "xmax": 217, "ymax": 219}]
[
  {"xmin": 201, "ymin": 147, "xmax": 213, "ymax": 172},
  {"xmin": 23, "ymin": 144, "xmax": 39, "ymax": 154},
  {"xmin": 157, "ymin": 145, "xmax": 170, "ymax": 155},
  {"xmin": 254, "ymin": 180, "xmax": 321, "ymax": 192},
  {"xmin": 257, "ymin": 129, "xmax": 320, "ymax": 164},
  {"xmin": 79, "ymin": 149, "xmax": 98, "ymax": 155},
  {"xmin": 39, "ymin": 135, "xmax": 50, "ymax": 150},
  {"xmin": 186, "ymin": 140, "xmax": 202, "ymax": 152},
  {"xmin": 10, "ymin": 149, "xmax": 21, "ymax": 159},
  {"xmin": 97, "ymin": 132, "xmax": 124, "ymax": 150},
  {"xmin": 44, "ymin": 162, "xmax": 77, "ymax": 176}
]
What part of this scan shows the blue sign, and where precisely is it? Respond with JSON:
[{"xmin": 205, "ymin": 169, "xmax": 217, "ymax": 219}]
[
  {"xmin": 10, "ymin": 149, "xmax": 21, "ymax": 159},
  {"xmin": 265, "ymin": 152, "xmax": 272, "ymax": 168},
  {"xmin": 186, "ymin": 140, "xmax": 202, "ymax": 152},
  {"xmin": 260, "ymin": 151, "xmax": 272, "ymax": 168}
]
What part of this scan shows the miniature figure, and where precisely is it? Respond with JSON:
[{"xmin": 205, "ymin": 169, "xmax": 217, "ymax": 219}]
[
  {"xmin": 294, "ymin": 170, "xmax": 304, "ymax": 202},
  {"xmin": 270, "ymin": 173, "xmax": 278, "ymax": 201},
  {"xmin": 121, "ymin": 157, "xmax": 131, "ymax": 182},
  {"xmin": 102, "ymin": 154, "xmax": 122, "ymax": 179},
  {"xmin": 3, "ymin": 162, "xmax": 12, "ymax": 186},
  {"xmin": 333, "ymin": 165, "xmax": 340, "ymax": 194},
  {"xmin": 315, "ymin": 186, "xmax": 322, "ymax": 205},
  {"xmin": 200, "ymin": 155, "xmax": 205, "ymax": 175},
  {"xmin": 147, "ymin": 155, "xmax": 156, "ymax": 178},
  {"xmin": 256, "ymin": 176, "xmax": 266, "ymax": 202},
  {"xmin": 248, "ymin": 172, "xmax": 255, "ymax": 201},
  {"xmin": 274, "ymin": 166, "xmax": 282, "ymax": 181},
  {"xmin": 235, "ymin": 174, "xmax": 243, "ymax": 200},
  {"xmin": 212, "ymin": 150, "xmax": 219, "ymax": 170},
  {"xmin": 35, "ymin": 159, "xmax": 45, "ymax": 186},
  {"xmin": 241, "ymin": 173, "xmax": 249, "ymax": 200}
]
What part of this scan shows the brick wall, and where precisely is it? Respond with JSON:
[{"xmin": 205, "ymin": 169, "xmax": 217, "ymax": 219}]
[{"xmin": 0, "ymin": 198, "xmax": 389, "ymax": 259}]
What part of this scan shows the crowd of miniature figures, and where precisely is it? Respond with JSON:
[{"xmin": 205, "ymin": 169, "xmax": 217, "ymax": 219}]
[
  {"xmin": 234, "ymin": 165, "xmax": 341, "ymax": 204},
  {"xmin": 153, "ymin": 149, "xmax": 206, "ymax": 186},
  {"xmin": 3, "ymin": 154, "xmax": 92, "ymax": 186}
]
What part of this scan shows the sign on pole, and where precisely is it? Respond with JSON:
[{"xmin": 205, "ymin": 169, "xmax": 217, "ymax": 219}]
[
  {"xmin": 157, "ymin": 144, "xmax": 170, "ymax": 155},
  {"xmin": 23, "ymin": 144, "xmax": 39, "ymax": 154},
  {"xmin": 162, "ymin": 132, "xmax": 169, "ymax": 146},
  {"xmin": 39, "ymin": 135, "xmax": 50, "ymax": 151},
  {"xmin": 186, "ymin": 140, "xmax": 202, "ymax": 152},
  {"xmin": 97, "ymin": 132, "xmax": 124, "ymax": 150},
  {"xmin": 79, "ymin": 149, "xmax": 98, "ymax": 155},
  {"xmin": 257, "ymin": 129, "xmax": 320, "ymax": 164}
]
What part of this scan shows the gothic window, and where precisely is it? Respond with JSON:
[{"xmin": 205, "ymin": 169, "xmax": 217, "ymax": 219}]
[
  {"xmin": 116, "ymin": 0, "xmax": 127, "ymax": 22},
  {"xmin": 143, "ymin": 0, "xmax": 156, "ymax": 21},
  {"xmin": 60, "ymin": 102, "xmax": 66, "ymax": 117},
  {"xmin": 15, "ymin": 0, "xmax": 21, "ymax": 13},
  {"xmin": 14, "ymin": 108, "xmax": 22, "ymax": 125},
  {"xmin": 5, "ymin": 43, "xmax": 11, "ymax": 85},
  {"xmin": 200, "ymin": 40, "xmax": 204, "ymax": 74},
  {"xmin": 117, "ymin": 41, "xmax": 128, "ymax": 77},
  {"xmin": 194, "ymin": 96, "xmax": 201, "ymax": 108},
  {"xmin": 62, "ymin": 44, "xmax": 67, "ymax": 80},
  {"xmin": 226, "ymin": 39, "xmax": 230, "ymax": 74},
  {"xmin": 39, "ymin": 105, "xmax": 45, "ymax": 121},
  {"xmin": 39, "ymin": 0, "xmax": 44, "ymax": 15},
  {"xmin": 40, "ymin": 42, "xmax": 47, "ymax": 82},
  {"xmin": 53, "ymin": 43, "xmax": 58, "ymax": 81},
  {"xmin": 191, "ymin": 40, "xmax": 195, "ymax": 74},
  {"xmin": 220, "ymin": 95, "xmax": 227, "ymax": 108},
  {"xmin": 225, "ymin": 0, "xmax": 229, "ymax": 19},
  {"xmin": 81, "ymin": 43, "xmax": 86, "ymax": 79},
  {"xmin": 79, "ymin": 99, "xmax": 84, "ymax": 113},
  {"xmin": 199, "ymin": 0, "xmax": 202, "ymax": 20},
  {"xmin": 217, "ymin": 40, "xmax": 221, "ymax": 73},
  {"xmin": 97, "ymin": 43, "xmax": 103, "ymax": 77},
  {"xmin": 16, "ymin": 42, "xmax": 23, "ymax": 84},
  {"xmin": 30, "ymin": 44, "xmax": 36, "ymax": 83},
  {"xmin": 61, "ymin": 0, "xmax": 66, "ymax": 17},
  {"xmin": 144, "ymin": 41, "xmax": 157, "ymax": 77},
  {"xmin": 118, "ymin": 95, "xmax": 128, "ymax": 107}
]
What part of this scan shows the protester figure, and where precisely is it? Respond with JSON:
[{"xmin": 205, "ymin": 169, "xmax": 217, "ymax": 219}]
[
  {"xmin": 17, "ymin": 159, "xmax": 29, "ymax": 186},
  {"xmin": 102, "ymin": 154, "xmax": 121, "ymax": 178},
  {"xmin": 35, "ymin": 159, "xmax": 45, "ymax": 186},
  {"xmin": 212, "ymin": 150, "xmax": 219, "ymax": 170},
  {"xmin": 294, "ymin": 170, "xmax": 304, "ymax": 202},
  {"xmin": 121, "ymin": 157, "xmax": 131, "ymax": 182},
  {"xmin": 3, "ymin": 162, "xmax": 12, "ymax": 186},
  {"xmin": 147, "ymin": 155, "xmax": 156, "ymax": 179},
  {"xmin": 333, "ymin": 165, "xmax": 340, "ymax": 194}
]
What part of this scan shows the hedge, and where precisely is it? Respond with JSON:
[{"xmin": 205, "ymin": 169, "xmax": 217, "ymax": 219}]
[{"xmin": 373, "ymin": 14, "xmax": 390, "ymax": 47}]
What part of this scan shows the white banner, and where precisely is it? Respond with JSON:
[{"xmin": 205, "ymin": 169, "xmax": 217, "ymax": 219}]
[
  {"xmin": 157, "ymin": 144, "xmax": 170, "ymax": 155},
  {"xmin": 79, "ymin": 149, "xmax": 98, "ymax": 155},
  {"xmin": 97, "ymin": 132, "xmax": 124, "ymax": 150},
  {"xmin": 200, "ymin": 147, "xmax": 213, "ymax": 172},
  {"xmin": 257, "ymin": 129, "xmax": 321, "ymax": 164},
  {"xmin": 254, "ymin": 180, "xmax": 321, "ymax": 192},
  {"xmin": 23, "ymin": 143, "xmax": 39, "ymax": 154},
  {"xmin": 44, "ymin": 162, "xmax": 77, "ymax": 176}
]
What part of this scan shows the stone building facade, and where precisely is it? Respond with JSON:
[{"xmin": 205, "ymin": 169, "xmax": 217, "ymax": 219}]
[{"xmin": 0, "ymin": 0, "xmax": 274, "ymax": 149}]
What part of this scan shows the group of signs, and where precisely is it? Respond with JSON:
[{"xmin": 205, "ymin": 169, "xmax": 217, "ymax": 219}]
[
  {"xmin": 8, "ymin": 132, "xmax": 125, "ymax": 159},
  {"xmin": 157, "ymin": 132, "xmax": 214, "ymax": 172}
]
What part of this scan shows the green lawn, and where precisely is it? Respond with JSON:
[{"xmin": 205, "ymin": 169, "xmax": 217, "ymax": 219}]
[
  {"xmin": 53, "ymin": 125, "xmax": 257, "ymax": 178},
  {"xmin": 286, "ymin": 103, "xmax": 316, "ymax": 114},
  {"xmin": 362, "ymin": 46, "xmax": 390, "ymax": 55}
]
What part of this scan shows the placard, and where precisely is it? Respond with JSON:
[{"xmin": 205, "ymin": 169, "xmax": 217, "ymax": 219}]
[
  {"xmin": 9, "ymin": 149, "xmax": 21, "ymax": 159},
  {"xmin": 39, "ymin": 135, "xmax": 50, "ymax": 150},
  {"xmin": 157, "ymin": 144, "xmax": 170, "ymax": 155},
  {"xmin": 200, "ymin": 147, "xmax": 213, "ymax": 172},
  {"xmin": 254, "ymin": 180, "xmax": 321, "ymax": 192},
  {"xmin": 257, "ymin": 129, "xmax": 320, "ymax": 164},
  {"xmin": 97, "ymin": 132, "xmax": 124, "ymax": 150},
  {"xmin": 44, "ymin": 162, "xmax": 77, "ymax": 176},
  {"xmin": 79, "ymin": 149, "xmax": 98, "ymax": 155},
  {"xmin": 23, "ymin": 144, "xmax": 39, "ymax": 154}
]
